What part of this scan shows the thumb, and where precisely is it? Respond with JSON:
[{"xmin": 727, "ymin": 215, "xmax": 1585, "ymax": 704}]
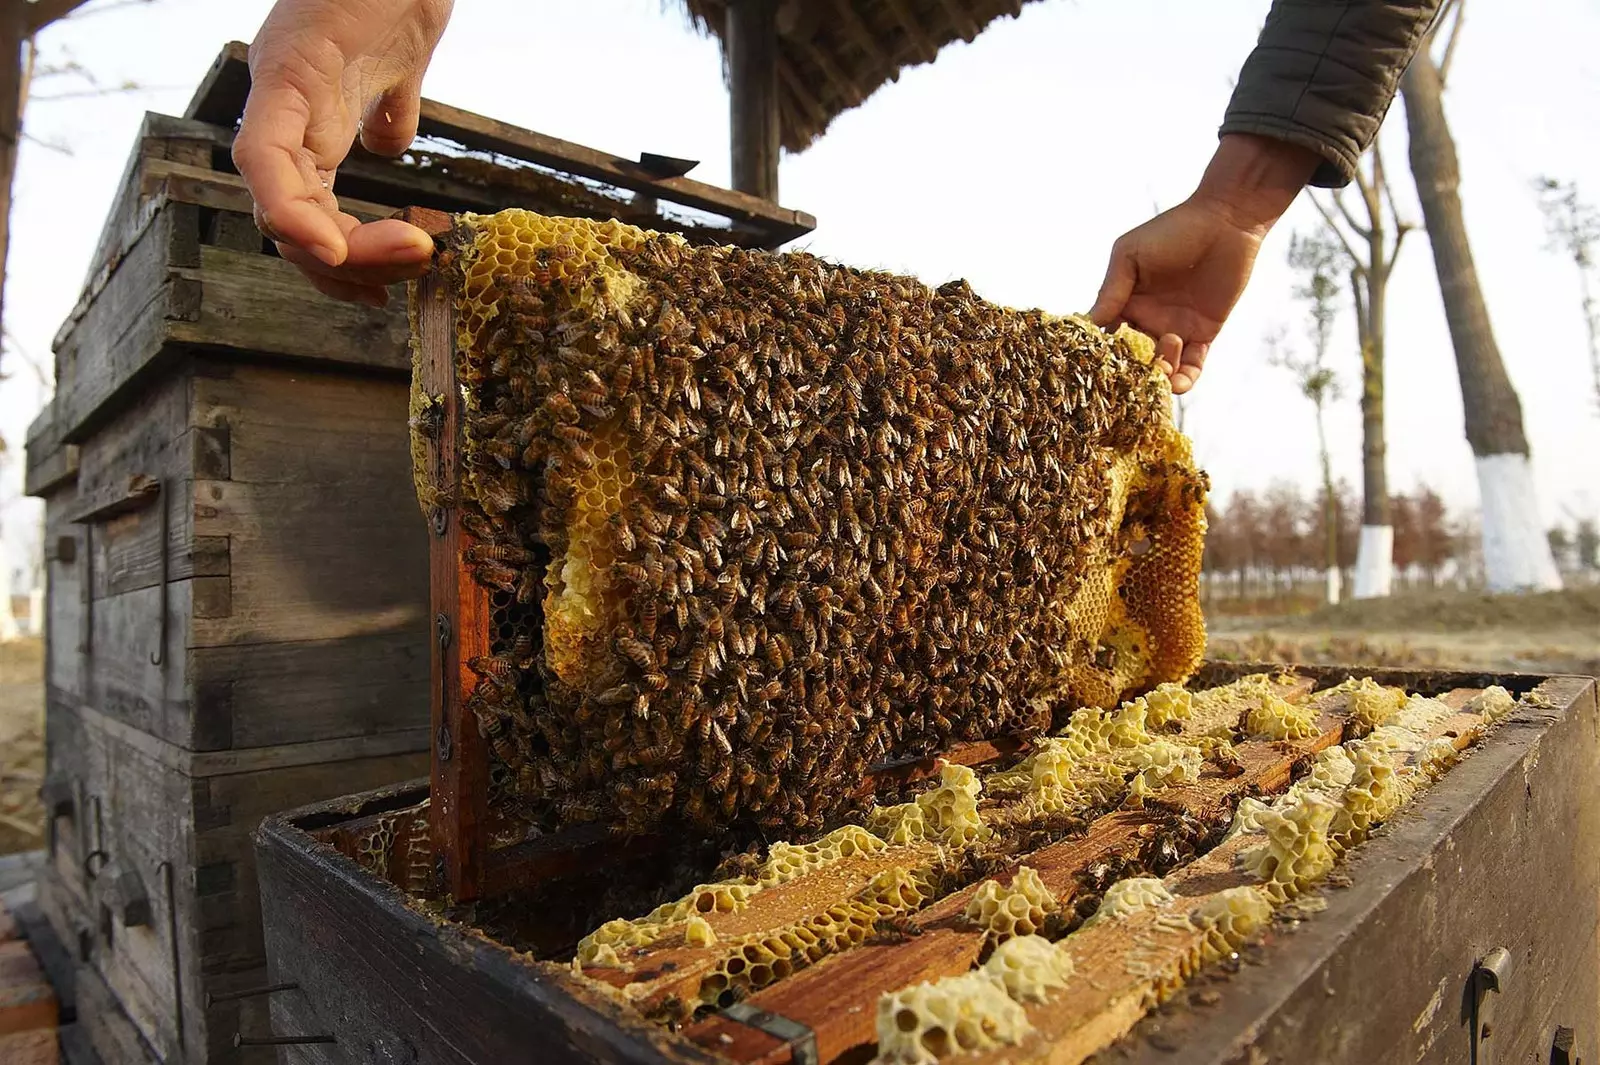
[
  {"xmin": 1088, "ymin": 242, "xmax": 1135, "ymax": 327},
  {"xmin": 361, "ymin": 77, "xmax": 424, "ymax": 157}
]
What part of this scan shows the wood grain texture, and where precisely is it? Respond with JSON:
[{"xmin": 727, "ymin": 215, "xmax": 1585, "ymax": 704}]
[
  {"xmin": 685, "ymin": 682, "xmax": 1344, "ymax": 1063},
  {"xmin": 416, "ymin": 261, "xmax": 491, "ymax": 902}
]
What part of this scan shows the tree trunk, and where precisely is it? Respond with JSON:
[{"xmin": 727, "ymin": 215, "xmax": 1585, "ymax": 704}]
[
  {"xmin": 1314, "ymin": 400, "xmax": 1341, "ymax": 605},
  {"xmin": 1352, "ymin": 262, "xmax": 1395, "ymax": 598},
  {"xmin": 1401, "ymin": 48, "xmax": 1562, "ymax": 592}
]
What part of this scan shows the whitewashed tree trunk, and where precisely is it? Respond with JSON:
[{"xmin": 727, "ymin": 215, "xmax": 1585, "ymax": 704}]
[
  {"xmin": 1353, "ymin": 525, "xmax": 1394, "ymax": 598},
  {"xmin": 1325, "ymin": 566, "xmax": 1342, "ymax": 606},
  {"xmin": 1402, "ymin": 41, "xmax": 1563, "ymax": 594},
  {"xmin": 1475, "ymin": 454, "xmax": 1562, "ymax": 593}
]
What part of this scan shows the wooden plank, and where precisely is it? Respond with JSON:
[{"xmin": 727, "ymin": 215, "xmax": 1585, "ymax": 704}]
[
  {"xmin": 170, "ymin": 244, "xmax": 409, "ymax": 372},
  {"xmin": 174, "ymin": 42, "xmax": 814, "ymax": 242},
  {"xmin": 144, "ymin": 156, "xmax": 398, "ymax": 224},
  {"xmin": 416, "ymin": 99, "xmax": 814, "ymax": 244},
  {"xmin": 0, "ymin": 1029, "xmax": 58, "ymax": 1065},
  {"xmin": 192, "ymin": 634, "xmax": 430, "ymax": 751},
  {"xmin": 183, "ymin": 40, "xmax": 250, "ymax": 127},
  {"xmin": 53, "ymin": 205, "xmax": 199, "ymax": 443},
  {"xmin": 416, "ymin": 244, "xmax": 491, "ymax": 902},
  {"xmin": 85, "ymin": 580, "xmax": 194, "ymax": 746},
  {"xmin": 685, "ymin": 686, "xmax": 1346, "ymax": 1064},
  {"xmin": 55, "ymin": 695, "xmax": 427, "ymax": 779},
  {"xmin": 957, "ymin": 696, "xmax": 1495, "ymax": 1065}
]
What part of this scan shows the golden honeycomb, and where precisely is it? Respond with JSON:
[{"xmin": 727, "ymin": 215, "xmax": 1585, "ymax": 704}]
[
  {"xmin": 875, "ymin": 970, "xmax": 1031, "ymax": 1064},
  {"xmin": 1240, "ymin": 799, "xmax": 1337, "ymax": 903},
  {"xmin": 1467, "ymin": 685, "xmax": 1518, "ymax": 723},
  {"xmin": 962, "ymin": 867, "xmax": 1058, "ymax": 943},
  {"xmin": 415, "ymin": 207, "xmax": 1210, "ymax": 834},
  {"xmin": 981, "ymin": 935, "xmax": 1075, "ymax": 1004},
  {"xmin": 1082, "ymin": 877, "xmax": 1174, "ymax": 927},
  {"xmin": 1245, "ymin": 691, "xmax": 1320, "ymax": 741},
  {"xmin": 1189, "ymin": 886, "xmax": 1274, "ymax": 962}
]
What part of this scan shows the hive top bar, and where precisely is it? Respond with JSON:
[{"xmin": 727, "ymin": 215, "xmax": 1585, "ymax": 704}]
[{"xmin": 411, "ymin": 208, "xmax": 1209, "ymax": 837}]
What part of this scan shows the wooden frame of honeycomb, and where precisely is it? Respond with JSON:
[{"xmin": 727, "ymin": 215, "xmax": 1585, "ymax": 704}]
[
  {"xmin": 300, "ymin": 664, "xmax": 1532, "ymax": 1064},
  {"xmin": 404, "ymin": 205, "xmax": 1211, "ymax": 901}
]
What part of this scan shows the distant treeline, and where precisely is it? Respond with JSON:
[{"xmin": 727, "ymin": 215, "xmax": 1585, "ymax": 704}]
[{"xmin": 1201, "ymin": 483, "xmax": 1598, "ymax": 601}]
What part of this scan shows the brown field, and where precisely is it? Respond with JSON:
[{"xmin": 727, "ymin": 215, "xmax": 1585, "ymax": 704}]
[
  {"xmin": 0, "ymin": 639, "xmax": 44, "ymax": 856},
  {"xmin": 1207, "ymin": 586, "xmax": 1600, "ymax": 675}
]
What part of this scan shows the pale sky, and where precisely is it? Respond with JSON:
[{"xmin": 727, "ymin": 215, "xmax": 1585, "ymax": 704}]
[{"xmin": 3, "ymin": 0, "xmax": 1599, "ymax": 584}]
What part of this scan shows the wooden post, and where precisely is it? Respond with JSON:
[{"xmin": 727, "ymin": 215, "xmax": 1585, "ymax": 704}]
[{"xmin": 726, "ymin": 0, "xmax": 780, "ymax": 202}]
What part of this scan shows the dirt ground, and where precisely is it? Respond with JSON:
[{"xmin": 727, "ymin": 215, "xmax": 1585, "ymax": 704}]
[
  {"xmin": 1208, "ymin": 586, "xmax": 1600, "ymax": 675},
  {"xmin": 0, "ymin": 640, "xmax": 44, "ymax": 857}
]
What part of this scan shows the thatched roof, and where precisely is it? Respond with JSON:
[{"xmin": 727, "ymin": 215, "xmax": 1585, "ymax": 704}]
[{"xmin": 682, "ymin": 0, "xmax": 1040, "ymax": 153}]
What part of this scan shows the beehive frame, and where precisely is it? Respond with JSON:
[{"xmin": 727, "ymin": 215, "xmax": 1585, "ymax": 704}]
[
  {"xmin": 409, "ymin": 205, "xmax": 1220, "ymax": 900},
  {"xmin": 408, "ymin": 207, "xmax": 1033, "ymax": 900}
]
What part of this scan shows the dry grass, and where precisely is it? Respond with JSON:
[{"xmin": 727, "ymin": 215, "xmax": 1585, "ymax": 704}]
[
  {"xmin": 0, "ymin": 639, "xmax": 44, "ymax": 856},
  {"xmin": 1208, "ymin": 587, "xmax": 1600, "ymax": 676}
]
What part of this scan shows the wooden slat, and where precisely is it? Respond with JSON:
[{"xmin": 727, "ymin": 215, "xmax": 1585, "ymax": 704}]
[
  {"xmin": 416, "ymin": 217, "xmax": 492, "ymax": 902},
  {"xmin": 415, "ymin": 99, "xmax": 814, "ymax": 244},
  {"xmin": 685, "ymin": 683, "xmax": 1345, "ymax": 1064},
  {"xmin": 174, "ymin": 42, "xmax": 813, "ymax": 245},
  {"xmin": 183, "ymin": 40, "xmax": 250, "ymax": 127},
  {"xmin": 955, "ymin": 690, "xmax": 1492, "ymax": 1065}
]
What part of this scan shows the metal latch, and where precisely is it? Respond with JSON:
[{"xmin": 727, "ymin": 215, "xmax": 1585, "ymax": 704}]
[{"xmin": 1470, "ymin": 947, "xmax": 1512, "ymax": 1065}]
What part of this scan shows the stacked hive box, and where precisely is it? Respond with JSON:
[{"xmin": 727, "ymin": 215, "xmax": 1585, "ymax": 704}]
[{"xmin": 23, "ymin": 42, "xmax": 813, "ymax": 1065}]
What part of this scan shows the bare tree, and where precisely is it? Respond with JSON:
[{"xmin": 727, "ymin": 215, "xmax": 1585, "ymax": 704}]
[
  {"xmin": 1533, "ymin": 176, "xmax": 1600, "ymax": 414},
  {"xmin": 1399, "ymin": 0, "xmax": 1562, "ymax": 592},
  {"xmin": 1308, "ymin": 142, "xmax": 1412, "ymax": 599},
  {"xmin": 1270, "ymin": 230, "xmax": 1346, "ymax": 604}
]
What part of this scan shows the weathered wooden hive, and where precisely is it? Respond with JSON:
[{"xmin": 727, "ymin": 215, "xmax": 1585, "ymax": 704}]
[
  {"xmin": 24, "ymin": 42, "xmax": 813, "ymax": 1065},
  {"xmin": 257, "ymin": 665, "xmax": 1597, "ymax": 1064},
  {"xmin": 252, "ymin": 220, "xmax": 1598, "ymax": 1063}
]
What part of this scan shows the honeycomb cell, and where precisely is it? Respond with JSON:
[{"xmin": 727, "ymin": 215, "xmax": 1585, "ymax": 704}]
[
  {"xmin": 1337, "ymin": 677, "xmax": 1408, "ymax": 735},
  {"xmin": 981, "ymin": 934, "xmax": 1074, "ymax": 1003},
  {"xmin": 873, "ymin": 971, "xmax": 1032, "ymax": 1064},
  {"xmin": 1189, "ymin": 886, "xmax": 1273, "ymax": 962},
  {"xmin": 1240, "ymin": 799, "xmax": 1337, "ymax": 903},
  {"xmin": 1466, "ymin": 685, "xmax": 1518, "ymax": 723},
  {"xmin": 962, "ymin": 867, "xmax": 1058, "ymax": 943},
  {"xmin": 1083, "ymin": 877, "xmax": 1174, "ymax": 927},
  {"xmin": 1245, "ymin": 692, "xmax": 1320, "ymax": 741}
]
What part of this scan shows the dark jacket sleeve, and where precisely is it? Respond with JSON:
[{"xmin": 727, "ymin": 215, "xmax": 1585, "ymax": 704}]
[{"xmin": 1220, "ymin": 1, "xmax": 1444, "ymax": 187}]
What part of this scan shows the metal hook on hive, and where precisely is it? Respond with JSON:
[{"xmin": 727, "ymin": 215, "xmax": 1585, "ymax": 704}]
[{"xmin": 157, "ymin": 860, "xmax": 187, "ymax": 1054}]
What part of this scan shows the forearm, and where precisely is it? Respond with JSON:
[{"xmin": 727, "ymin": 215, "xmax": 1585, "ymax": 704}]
[
  {"xmin": 1221, "ymin": 0, "xmax": 1445, "ymax": 188},
  {"xmin": 1190, "ymin": 133, "xmax": 1320, "ymax": 234}
]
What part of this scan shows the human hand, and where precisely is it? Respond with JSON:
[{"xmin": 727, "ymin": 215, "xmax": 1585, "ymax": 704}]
[
  {"xmin": 233, "ymin": 0, "xmax": 456, "ymax": 306},
  {"xmin": 1089, "ymin": 134, "xmax": 1319, "ymax": 394}
]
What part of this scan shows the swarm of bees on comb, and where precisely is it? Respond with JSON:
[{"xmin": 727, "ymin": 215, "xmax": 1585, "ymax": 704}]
[{"xmin": 410, "ymin": 209, "xmax": 1209, "ymax": 835}]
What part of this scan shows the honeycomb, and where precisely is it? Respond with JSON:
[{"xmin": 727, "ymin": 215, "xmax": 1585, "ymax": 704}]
[
  {"xmin": 1189, "ymin": 886, "xmax": 1274, "ymax": 962},
  {"xmin": 684, "ymin": 914, "xmax": 717, "ymax": 948},
  {"xmin": 1139, "ymin": 682, "xmax": 1194, "ymax": 727},
  {"xmin": 1419, "ymin": 736, "xmax": 1462, "ymax": 778},
  {"xmin": 962, "ymin": 867, "xmax": 1058, "ymax": 943},
  {"xmin": 982, "ymin": 934, "xmax": 1075, "ymax": 1003},
  {"xmin": 1240, "ymin": 799, "xmax": 1337, "ymax": 902},
  {"xmin": 1327, "ymin": 742, "xmax": 1416, "ymax": 851},
  {"xmin": 1245, "ymin": 691, "xmax": 1320, "ymax": 741},
  {"xmin": 417, "ymin": 208, "xmax": 1210, "ymax": 833},
  {"xmin": 874, "ymin": 971, "xmax": 1031, "ymax": 1064},
  {"xmin": 1335, "ymin": 677, "xmax": 1408, "ymax": 735},
  {"xmin": 1083, "ymin": 877, "xmax": 1174, "ymax": 927},
  {"xmin": 1467, "ymin": 685, "xmax": 1518, "ymax": 723},
  {"xmin": 695, "ymin": 864, "xmax": 939, "ymax": 1011}
]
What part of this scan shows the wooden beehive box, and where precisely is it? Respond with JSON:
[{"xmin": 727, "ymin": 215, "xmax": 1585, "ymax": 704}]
[
  {"xmin": 24, "ymin": 41, "xmax": 815, "ymax": 1065},
  {"xmin": 253, "ymin": 666, "xmax": 1598, "ymax": 1065}
]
